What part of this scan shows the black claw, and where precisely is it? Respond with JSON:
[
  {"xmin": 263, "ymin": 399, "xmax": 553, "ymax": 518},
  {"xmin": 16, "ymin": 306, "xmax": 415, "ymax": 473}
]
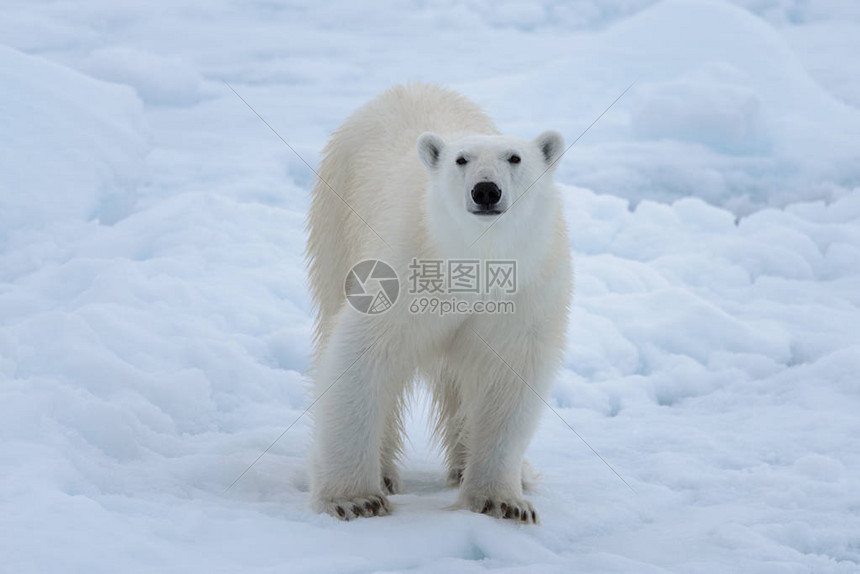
[
  {"xmin": 514, "ymin": 508, "xmax": 520, "ymax": 519},
  {"xmin": 364, "ymin": 502, "xmax": 374, "ymax": 513},
  {"xmin": 335, "ymin": 506, "xmax": 345, "ymax": 518},
  {"xmin": 520, "ymin": 511, "xmax": 528, "ymax": 522},
  {"xmin": 384, "ymin": 477, "xmax": 393, "ymax": 492},
  {"xmin": 352, "ymin": 505, "xmax": 361, "ymax": 516},
  {"xmin": 531, "ymin": 510, "xmax": 537, "ymax": 523},
  {"xmin": 504, "ymin": 505, "xmax": 514, "ymax": 519},
  {"xmin": 370, "ymin": 498, "xmax": 381, "ymax": 512},
  {"xmin": 481, "ymin": 500, "xmax": 493, "ymax": 514}
]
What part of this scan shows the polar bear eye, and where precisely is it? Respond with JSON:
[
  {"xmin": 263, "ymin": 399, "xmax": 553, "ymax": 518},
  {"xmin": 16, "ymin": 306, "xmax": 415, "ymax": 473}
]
[
  {"xmin": 508, "ymin": 155, "xmax": 521, "ymax": 164},
  {"xmin": 456, "ymin": 156, "xmax": 468, "ymax": 166}
]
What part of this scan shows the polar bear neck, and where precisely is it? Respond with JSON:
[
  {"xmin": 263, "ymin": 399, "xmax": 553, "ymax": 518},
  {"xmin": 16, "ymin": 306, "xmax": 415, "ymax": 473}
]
[{"xmin": 421, "ymin": 186, "xmax": 564, "ymax": 290}]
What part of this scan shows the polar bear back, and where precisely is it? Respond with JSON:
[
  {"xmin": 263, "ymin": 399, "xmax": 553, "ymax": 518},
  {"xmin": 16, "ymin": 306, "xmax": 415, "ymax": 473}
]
[{"xmin": 306, "ymin": 84, "xmax": 498, "ymax": 352}]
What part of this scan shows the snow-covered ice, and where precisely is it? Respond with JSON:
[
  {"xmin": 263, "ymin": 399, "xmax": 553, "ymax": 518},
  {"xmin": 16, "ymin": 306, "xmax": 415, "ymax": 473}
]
[{"xmin": 1, "ymin": 1, "xmax": 859, "ymax": 572}]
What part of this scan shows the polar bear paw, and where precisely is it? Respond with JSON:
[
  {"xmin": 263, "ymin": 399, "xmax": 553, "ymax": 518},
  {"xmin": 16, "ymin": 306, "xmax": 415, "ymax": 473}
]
[
  {"xmin": 320, "ymin": 494, "xmax": 391, "ymax": 520},
  {"xmin": 382, "ymin": 473, "xmax": 402, "ymax": 495},
  {"xmin": 446, "ymin": 468, "xmax": 464, "ymax": 488},
  {"xmin": 462, "ymin": 492, "xmax": 538, "ymax": 524}
]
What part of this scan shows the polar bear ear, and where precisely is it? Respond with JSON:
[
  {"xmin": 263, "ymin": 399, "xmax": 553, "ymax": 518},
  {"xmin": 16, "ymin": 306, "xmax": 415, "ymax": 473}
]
[
  {"xmin": 416, "ymin": 132, "xmax": 446, "ymax": 171},
  {"xmin": 534, "ymin": 130, "xmax": 565, "ymax": 168}
]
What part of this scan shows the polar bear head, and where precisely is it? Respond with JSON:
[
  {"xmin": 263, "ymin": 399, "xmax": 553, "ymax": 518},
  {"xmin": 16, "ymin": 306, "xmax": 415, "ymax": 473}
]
[{"xmin": 416, "ymin": 130, "xmax": 565, "ymax": 254}]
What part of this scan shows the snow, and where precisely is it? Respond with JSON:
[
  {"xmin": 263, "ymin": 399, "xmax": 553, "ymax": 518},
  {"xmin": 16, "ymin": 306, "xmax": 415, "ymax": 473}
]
[{"xmin": 1, "ymin": 1, "xmax": 859, "ymax": 572}]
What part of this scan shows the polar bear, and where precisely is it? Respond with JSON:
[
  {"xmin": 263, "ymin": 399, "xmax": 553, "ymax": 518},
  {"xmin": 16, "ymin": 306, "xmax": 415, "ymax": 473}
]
[{"xmin": 306, "ymin": 84, "xmax": 571, "ymax": 523}]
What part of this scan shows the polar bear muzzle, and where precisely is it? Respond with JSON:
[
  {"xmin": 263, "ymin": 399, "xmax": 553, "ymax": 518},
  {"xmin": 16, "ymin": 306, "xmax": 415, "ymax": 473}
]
[{"xmin": 469, "ymin": 181, "xmax": 503, "ymax": 215}]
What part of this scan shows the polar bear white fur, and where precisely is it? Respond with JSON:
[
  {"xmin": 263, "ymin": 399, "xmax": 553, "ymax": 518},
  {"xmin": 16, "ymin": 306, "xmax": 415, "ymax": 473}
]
[{"xmin": 306, "ymin": 84, "xmax": 571, "ymax": 522}]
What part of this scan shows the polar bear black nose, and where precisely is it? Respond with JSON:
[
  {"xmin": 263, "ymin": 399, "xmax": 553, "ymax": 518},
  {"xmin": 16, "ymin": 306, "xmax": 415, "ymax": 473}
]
[{"xmin": 471, "ymin": 182, "xmax": 502, "ymax": 207}]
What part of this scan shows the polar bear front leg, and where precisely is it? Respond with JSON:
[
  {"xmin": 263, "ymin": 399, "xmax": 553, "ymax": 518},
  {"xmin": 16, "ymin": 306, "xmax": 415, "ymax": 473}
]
[
  {"xmin": 379, "ymin": 387, "xmax": 406, "ymax": 495},
  {"xmin": 310, "ymin": 314, "xmax": 409, "ymax": 520},
  {"xmin": 456, "ymin": 329, "xmax": 556, "ymax": 524}
]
